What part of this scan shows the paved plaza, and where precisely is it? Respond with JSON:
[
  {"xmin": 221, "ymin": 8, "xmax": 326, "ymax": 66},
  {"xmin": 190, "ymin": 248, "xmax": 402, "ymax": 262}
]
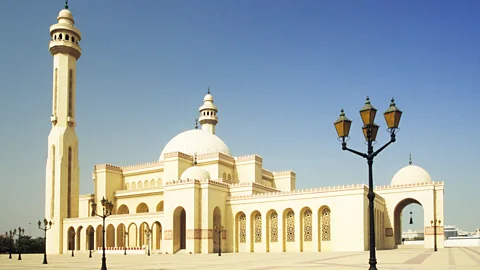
[{"xmin": 0, "ymin": 247, "xmax": 479, "ymax": 270}]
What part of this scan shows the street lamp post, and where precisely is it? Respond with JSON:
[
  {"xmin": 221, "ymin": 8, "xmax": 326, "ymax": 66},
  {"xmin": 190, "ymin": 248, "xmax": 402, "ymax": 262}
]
[
  {"xmin": 38, "ymin": 219, "xmax": 53, "ymax": 264},
  {"xmin": 17, "ymin": 227, "xmax": 25, "ymax": 261},
  {"xmin": 89, "ymin": 228, "xmax": 95, "ymax": 258},
  {"xmin": 124, "ymin": 231, "xmax": 128, "ymax": 255},
  {"xmin": 6, "ymin": 229, "xmax": 16, "ymax": 259},
  {"xmin": 145, "ymin": 229, "xmax": 151, "ymax": 256},
  {"xmin": 431, "ymin": 219, "xmax": 441, "ymax": 252},
  {"xmin": 334, "ymin": 97, "xmax": 403, "ymax": 270},
  {"xmin": 214, "ymin": 225, "xmax": 225, "ymax": 256},
  {"xmin": 71, "ymin": 231, "xmax": 76, "ymax": 257},
  {"xmin": 91, "ymin": 197, "xmax": 114, "ymax": 270}
]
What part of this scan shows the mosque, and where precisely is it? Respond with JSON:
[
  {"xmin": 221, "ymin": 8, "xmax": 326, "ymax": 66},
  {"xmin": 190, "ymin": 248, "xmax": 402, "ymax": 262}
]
[{"xmin": 44, "ymin": 4, "xmax": 445, "ymax": 255}]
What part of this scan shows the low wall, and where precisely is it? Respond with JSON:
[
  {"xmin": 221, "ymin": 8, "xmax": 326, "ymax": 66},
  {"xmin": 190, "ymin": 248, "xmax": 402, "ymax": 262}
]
[{"xmin": 445, "ymin": 237, "xmax": 480, "ymax": 247}]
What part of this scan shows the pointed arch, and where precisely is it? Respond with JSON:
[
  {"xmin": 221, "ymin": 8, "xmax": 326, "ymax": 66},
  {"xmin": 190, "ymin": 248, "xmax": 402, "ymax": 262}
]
[
  {"xmin": 144, "ymin": 180, "xmax": 149, "ymax": 188},
  {"xmin": 117, "ymin": 223, "xmax": 126, "ymax": 248},
  {"xmin": 250, "ymin": 210, "xmax": 262, "ymax": 252},
  {"xmin": 67, "ymin": 226, "xmax": 75, "ymax": 251},
  {"xmin": 96, "ymin": 224, "xmax": 103, "ymax": 248},
  {"xmin": 127, "ymin": 223, "xmax": 137, "ymax": 247},
  {"xmin": 156, "ymin": 201, "xmax": 164, "ymax": 212},
  {"xmin": 318, "ymin": 206, "xmax": 331, "ymax": 252},
  {"xmin": 150, "ymin": 179, "xmax": 155, "ymax": 187},
  {"xmin": 282, "ymin": 208, "xmax": 295, "ymax": 252},
  {"xmin": 152, "ymin": 221, "xmax": 162, "ymax": 250},
  {"xmin": 86, "ymin": 226, "xmax": 95, "ymax": 251},
  {"xmin": 106, "ymin": 224, "xmax": 115, "ymax": 247},
  {"xmin": 136, "ymin": 203, "xmax": 149, "ymax": 213},
  {"xmin": 76, "ymin": 226, "xmax": 83, "ymax": 250},
  {"xmin": 117, "ymin": 204, "xmax": 129, "ymax": 214},
  {"xmin": 235, "ymin": 211, "xmax": 246, "ymax": 252},
  {"xmin": 213, "ymin": 207, "xmax": 222, "ymax": 253}
]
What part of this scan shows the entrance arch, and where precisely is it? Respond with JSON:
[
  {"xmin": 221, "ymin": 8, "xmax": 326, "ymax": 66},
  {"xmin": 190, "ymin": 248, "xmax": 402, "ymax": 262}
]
[
  {"xmin": 394, "ymin": 198, "xmax": 423, "ymax": 245},
  {"xmin": 213, "ymin": 207, "xmax": 221, "ymax": 253},
  {"xmin": 173, "ymin": 206, "xmax": 186, "ymax": 252}
]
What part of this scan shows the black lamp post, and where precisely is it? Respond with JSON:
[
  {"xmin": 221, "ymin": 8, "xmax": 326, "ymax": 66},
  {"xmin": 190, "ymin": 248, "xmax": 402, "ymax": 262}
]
[
  {"xmin": 334, "ymin": 97, "xmax": 403, "ymax": 270},
  {"xmin": 214, "ymin": 225, "xmax": 225, "ymax": 256},
  {"xmin": 144, "ymin": 229, "xmax": 151, "ymax": 256},
  {"xmin": 17, "ymin": 227, "xmax": 25, "ymax": 260},
  {"xmin": 89, "ymin": 228, "xmax": 95, "ymax": 258},
  {"xmin": 431, "ymin": 219, "xmax": 441, "ymax": 252},
  {"xmin": 124, "ymin": 231, "xmax": 128, "ymax": 255},
  {"xmin": 38, "ymin": 219, "xmax": 53, "ymax": 264},
  {"xmin": 91, "ymin": 197, "xmax": 114, "ymax": 270},
  {"xmin": 7, "ymin": 229, "xmax": 16, "ymax": 259},
  {"xmin": 71, "ymin": 231, "xmax": 76, "ymax": 257}
]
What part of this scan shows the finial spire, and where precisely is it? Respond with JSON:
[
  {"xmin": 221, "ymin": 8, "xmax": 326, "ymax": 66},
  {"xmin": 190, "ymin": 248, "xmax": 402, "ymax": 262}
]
[
  {"xmin": 195, "ymin": 118, "xmax": 198, "ymax": 129},
  {"xmin": 65, "ymin": 0, "xmax": 69, "ymax": 9},
  {"xmin": 207, "ymin": 87, "xmax": 210, "ymax": 94},
  {"xmin": 193, "ymin": 152, "xmax": 198, "ymax": 166},
  {"xmin": 409, "ymin": 153, "xmax": 412, "ymax": 165}
]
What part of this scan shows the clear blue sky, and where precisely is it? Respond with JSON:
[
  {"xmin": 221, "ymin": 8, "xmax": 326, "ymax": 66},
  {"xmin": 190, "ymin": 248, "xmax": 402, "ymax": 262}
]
[{"xmin": 0, "ymin": 0, "xmax": 478, "ymax": 237}]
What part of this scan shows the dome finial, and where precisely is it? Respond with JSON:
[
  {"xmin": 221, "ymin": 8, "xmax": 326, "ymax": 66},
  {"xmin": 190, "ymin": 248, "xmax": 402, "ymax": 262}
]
[
  {"xmin": 193, "ymin": 152, "xmax": 198, "ymax": 166},
  {"xmin": 207, "ymin": 86, "xmax": 210, "ymax": 94},
  {"xmin": 195, "ymin": 118, "xmax": 198, "ymax": 129},
  {"xmin": 409, "ymin": 153, "xmax": 412, "ymax": 165},
  {"xmin": 64, "ymin": 0, "xmax": 69, "ymax": 9}
]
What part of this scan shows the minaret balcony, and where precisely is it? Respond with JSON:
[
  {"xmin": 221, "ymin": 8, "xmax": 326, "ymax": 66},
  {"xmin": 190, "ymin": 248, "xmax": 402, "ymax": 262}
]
[{"xmin": 49, "ymin": 40, "xmax": 82, "ymax": 59}]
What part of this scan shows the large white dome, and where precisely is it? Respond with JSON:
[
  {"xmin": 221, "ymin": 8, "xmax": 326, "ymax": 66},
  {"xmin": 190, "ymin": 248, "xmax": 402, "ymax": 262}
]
[
  {"xmin": 180, "ymin": 166, "xmax": 211, "ymax": 181},
  {"xmin": 390, "ymin": 164, "xmax": 432, "ymax": 186},
  {"xmin": 159, "ymin": 129, "xmax": 231, "ymax": 160}
]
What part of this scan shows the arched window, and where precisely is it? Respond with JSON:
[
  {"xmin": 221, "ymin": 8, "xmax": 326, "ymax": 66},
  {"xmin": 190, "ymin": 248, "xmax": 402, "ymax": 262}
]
[
  {"xmin": 144, "ymin": 180, "xmax": 149, "ymax": 188},
  {"xmin": 157, "ymin": 178, "xmax": 162, "ymax": 186},
  {"xmin": 50, "ymin": 145, "xmax": 56, "ymax": 218},
  {"xmin": 125, "ymin": 183, "xmax": 130, "ymax": 190},
  {"xmin": 68, "ymin": 69, "xmax": 73, "ymax": 117},
  {"xmin": 222, "ymin": 172, "xmax": 226, "ymax": 179},
  {"xmin": 286, "ymin": 210, "xmax": 295, "ymax": 242},
  {"xmin": 59, "ymin": 34, "xmax": 63, "ymax": 40},
  {"xmin": 138, "ymin": 181, "xmax": 143, "ymax": 189},
  {"xmin": 67, "ymin": 147, "xmax": 72, "ymax": 218},
  {"xmin": 228, "ymin": 174, "xmax": 232, "ymax": 181},
  {"xmin": 72, "ymin": 36, "xmax": 75, "ymax": 42},
  {"xmin": 303, "ymin": 209, "xmax": 312, "ymax": 242},
  {"xmin": 239, "ymin": 213, "xmax": 246, "ymax": 243},
  {"xmin": 65, "ymin": 34, "xmax": 69, "ymax": 41},
  {"xmin": 254, "ymin": 212, "xmax": 262, "ymax": 243},
  {"xmin": 321, "ymin": 208, "xmax": 331, "ymax": 241},
  {"xmin": 270, "ymin": 212, "xmax": 278, "ymax": 242},
  {"xmin": 150, "ymin": 179, "xmax": 155, "ymax": 187}
]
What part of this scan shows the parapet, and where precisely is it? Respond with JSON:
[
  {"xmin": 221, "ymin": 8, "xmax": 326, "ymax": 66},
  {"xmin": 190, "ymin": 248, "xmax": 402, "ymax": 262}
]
[
  {"xmin": 235, "ymin": 154, "xmax": 263, "ymax": 163},
  {"xmin": 375, "ymin": 181, "xmax": 444, "ymax": 191}
]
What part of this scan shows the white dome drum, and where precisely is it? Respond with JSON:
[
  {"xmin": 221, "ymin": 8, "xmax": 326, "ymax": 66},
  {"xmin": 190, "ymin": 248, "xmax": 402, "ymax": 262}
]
[
  {"xmin": 390, "ymin": 164, "xmax": 432, "ymax": 186},
  {"xmin": 159, "ymin": 129, "xmax": 231, "ymax": 160}
]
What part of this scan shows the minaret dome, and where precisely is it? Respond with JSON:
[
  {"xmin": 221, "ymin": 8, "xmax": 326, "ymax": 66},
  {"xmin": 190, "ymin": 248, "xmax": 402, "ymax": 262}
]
[{"xmin": 198, "ymin": 88, "xmax": 219, "ymax": 134}]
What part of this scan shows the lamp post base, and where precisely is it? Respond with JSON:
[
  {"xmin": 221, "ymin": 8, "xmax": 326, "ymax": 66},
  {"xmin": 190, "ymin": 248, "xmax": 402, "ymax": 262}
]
[
  {"xmin": 101, "ymin": 256, "xmax": 107, "ymax": 270},
  {"xmin": 43, "ymin": 253, "xmax": 48, "ymax": 264}
]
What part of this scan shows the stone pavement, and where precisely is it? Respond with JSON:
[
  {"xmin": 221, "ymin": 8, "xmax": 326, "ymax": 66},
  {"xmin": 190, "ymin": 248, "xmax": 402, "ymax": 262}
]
[{"xmin": 0, "ymin": 247, "xmax": 479, "ymax": 270}]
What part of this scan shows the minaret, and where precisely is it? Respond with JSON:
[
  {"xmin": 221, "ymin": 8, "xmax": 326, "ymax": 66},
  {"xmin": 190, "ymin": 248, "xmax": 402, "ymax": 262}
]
[
  {"xmin": 45, "ymin": 1, "xmax": 82, "ymax": 254},
  {"xmin": 198, "ymin": 88, "xmax": 218, "ymax": 134}
]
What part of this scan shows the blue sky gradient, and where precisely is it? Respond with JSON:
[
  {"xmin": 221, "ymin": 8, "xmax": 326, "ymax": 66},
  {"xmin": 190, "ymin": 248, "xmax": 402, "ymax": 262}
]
[{"xmin": 0, "ymin": 0, "xmax": 478, "ymax": 236}]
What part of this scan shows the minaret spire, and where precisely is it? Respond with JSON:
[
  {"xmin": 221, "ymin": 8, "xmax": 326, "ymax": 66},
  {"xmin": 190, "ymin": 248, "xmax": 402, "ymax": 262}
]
[
  {"xmin": 409, "ymin": 153, "xmax": 412, "ymax": 165},
  {"xmin": 198, "ymin": 89, "xmax": 218, "ymax": 134},
  {"xmin": 194, "ymin": 152, "xmax": 198, "ymax": 166},
  {"xmin": 195, "ymin": 118, "xmax": 198, "ymax": 129},
  {"xmin": 65, "ymin": 0, "xmax": 69, "ymax": 9}
]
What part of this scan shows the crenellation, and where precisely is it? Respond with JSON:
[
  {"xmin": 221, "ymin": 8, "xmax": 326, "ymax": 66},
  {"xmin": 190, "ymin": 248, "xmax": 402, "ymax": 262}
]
[
  {"xmin": 375, "ymin": 181, "xmax": 444, "ymax": 190},
  {"xmin": 163, "ymin": 151, "xmax": 194, "ymax": 160},
  {"xmin": 94, "ymin": 163, "xmax": 123, "ymax": 172},
  {"xmin": 121, "ymin": 160, "xmax": 164, "ymax": 172},
  {"xmin": 235, "ymin": 154, "xmax": 263, "ymax": 162},
  {"xmin": 273, "ymin": 170, "xmax": 296, "ymax": 177}
]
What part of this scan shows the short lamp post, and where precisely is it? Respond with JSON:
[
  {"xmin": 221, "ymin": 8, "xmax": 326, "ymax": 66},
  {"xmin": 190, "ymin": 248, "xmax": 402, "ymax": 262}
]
[
  {"xmin": 70, "ymin": 231, "xmax": 76, "ymax": 257},
  {"xmin": 334, "ymin": 97, "xmax": 403, "ymax": 270},
  {"xmin": 7, "ymin": 229, "xmax": 16, "ymax": 259},
  {"xmin": 91, "ymin": 197, "xmax": 114, "ymax": 270},
  {"xmin": 431, "ymin": 219, "xmax": 441, "ymax": 252},
  {"xmin": 145, "ymin": 229, "xmax": 151, "ymax": 256},
  {"xmin": 38, "ymin": 219, "xmax": 53, "ymax": 264},
  {"xmin": 17, "ymin": 227, "xmax": 25, "ymax": 261},
  {"xmin": 214, "ymin": 225, "xmax": 225, "ymax": 256},
  {"xmin": 89, "ymin": 228, "xmax": 95, "ymax": 258},
  {"xmin": 124, "ymin": 231, "xmax": 128, "ymax": 255}
]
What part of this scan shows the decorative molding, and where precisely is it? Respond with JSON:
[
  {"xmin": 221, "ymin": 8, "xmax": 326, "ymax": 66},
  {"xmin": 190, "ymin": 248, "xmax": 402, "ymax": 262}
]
[
  {"xmin": 121, "ymin": 161, "xmax": 164, "ymax": 172},
  {"xmin": 94, "ymin": 164, "xmax": 122, "ymax": 172},
  {"xmin": 186, "ymin": 229, "xmax": 213, "ymax": 239},
  {"xmin": 375, "ymin": 181, "xmax": 444, "ymax": 191},
  {"xmin": 235, "ymin": 154, "xmax": 263, "ymax": 163},
  {"xmin": 163, "ymin": 151, "xmax": 194, "ymax": 161},
  {"xmin": 385, "ymin": 228, "xmax": 393, "ymax": 237},
  {"xmin": 197, "ymin": 152, "xmax": 235, "ymax": 163},
  {"xmin": 273, "ymin": 170, "xmax": 296, "ymax": 177},
  {"xmin": 424, "ymin": 226, "xmax": 444, "ymax": 235},
  {"xmin": 230, "ymin": 184, "xmax": 366, "ymax": 200}
]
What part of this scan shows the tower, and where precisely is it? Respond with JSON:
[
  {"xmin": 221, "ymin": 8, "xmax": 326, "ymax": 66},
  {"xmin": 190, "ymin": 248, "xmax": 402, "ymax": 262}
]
[
  {"xmin": 198, "ymin": 88, "xmax": 218, "ymax": 134},
  {"xmin": 45, "ymin": 2, "xmax": 82, "ymax": 254}
]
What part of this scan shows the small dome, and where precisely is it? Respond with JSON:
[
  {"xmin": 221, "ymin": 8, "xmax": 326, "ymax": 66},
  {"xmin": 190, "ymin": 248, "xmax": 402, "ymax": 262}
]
[
  {"xmin": 180, "ymin": 166, "xmax": 210, "ymax": 181},
  {"xmin": 159, "ymin": 129, "xmax": 230, "ymax": 160},
  {"xmin": 58, "ymin": 9, "xmax": 74, "ymax": 21},
  {"xmin": 204, "ymin": 94, "xmax": 213, "ymax": 102},
  {"xmin": 390, "ymin": 164, "xmax": 432, "ymax": 186}
]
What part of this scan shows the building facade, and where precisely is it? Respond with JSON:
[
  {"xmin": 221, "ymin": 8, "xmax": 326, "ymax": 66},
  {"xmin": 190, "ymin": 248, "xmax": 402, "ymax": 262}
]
[{"xmin": 44, "ymin": 5, "xmax": 446, "ymax": 255}]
